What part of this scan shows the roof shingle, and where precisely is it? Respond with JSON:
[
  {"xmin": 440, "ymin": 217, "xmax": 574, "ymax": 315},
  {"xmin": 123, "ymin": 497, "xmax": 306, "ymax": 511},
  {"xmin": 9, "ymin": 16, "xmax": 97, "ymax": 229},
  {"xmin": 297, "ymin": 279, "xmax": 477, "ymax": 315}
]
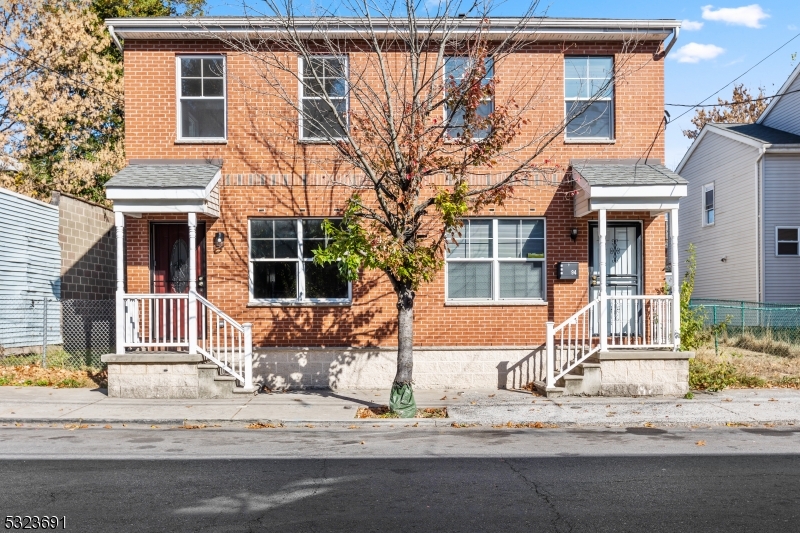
[
  {"xmin": 571, "ymin": 160, "xmax": 687, "ymax": 186},
  {"xmin": 711, "ymin": 123, "xmax": 800, "ymax": 145},
  {"xmin": 105, "ymin": 162, "xmax": 221, "ymax": 189}
]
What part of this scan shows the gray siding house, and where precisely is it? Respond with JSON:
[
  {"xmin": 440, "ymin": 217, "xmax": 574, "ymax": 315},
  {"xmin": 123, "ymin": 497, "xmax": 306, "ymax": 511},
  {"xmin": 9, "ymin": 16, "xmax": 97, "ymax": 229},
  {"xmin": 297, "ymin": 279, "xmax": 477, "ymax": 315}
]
[{"xmin": 676, "ymin": 64, "xmax": 800, "ymax": 303}]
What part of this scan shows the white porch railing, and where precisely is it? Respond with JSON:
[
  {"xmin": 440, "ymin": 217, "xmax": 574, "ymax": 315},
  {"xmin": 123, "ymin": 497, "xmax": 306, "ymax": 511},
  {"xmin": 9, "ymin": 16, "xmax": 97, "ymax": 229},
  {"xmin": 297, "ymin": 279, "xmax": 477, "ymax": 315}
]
[
  {"xmin": 546, "ymin": 295, "xmax": 676, "ymax": 389},
  {"xmin": 123, "ymin": 293, "xmax": 189, "ymax": 348},
  {"xmin": 608, "ymin": 295, "xmax": 675, "ymax": 349},
  {"xmin": 121, "ymin": 292, "xmax": 252, "ymax": 389},
  {"xmin": 546, "ymin": 299, "xmax": 600, "ymax": 389},
  {"xmin": 194, "ymin": 291, "xmax": 253, "ymax": 389}
]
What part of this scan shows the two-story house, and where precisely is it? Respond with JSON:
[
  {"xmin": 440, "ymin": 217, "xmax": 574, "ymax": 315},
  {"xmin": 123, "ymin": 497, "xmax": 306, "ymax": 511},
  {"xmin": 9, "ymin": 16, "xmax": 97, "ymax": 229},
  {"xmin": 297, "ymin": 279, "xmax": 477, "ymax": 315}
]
[
  {"xmin": 677, "ymin": 63, "xmax": 800, "ymax": 305},
  {"xmin": 101, "ymin": 16, "xmax": 690, "ymax": 399}
]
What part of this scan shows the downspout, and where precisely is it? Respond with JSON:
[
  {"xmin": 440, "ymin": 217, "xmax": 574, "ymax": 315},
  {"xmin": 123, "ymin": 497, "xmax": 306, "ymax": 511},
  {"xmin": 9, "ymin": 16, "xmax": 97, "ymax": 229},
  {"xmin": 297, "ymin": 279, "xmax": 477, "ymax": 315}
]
[
  {"xmin": 654, "ymin": 27, "xmax": 680, "ymax": 60},
  {"xmin": 756, "ymin": 146, "xmax": 766, "ymax": 302},
  {"xmin": 107, "ymin": 24, "xmax": 123, "ymax": 53}
]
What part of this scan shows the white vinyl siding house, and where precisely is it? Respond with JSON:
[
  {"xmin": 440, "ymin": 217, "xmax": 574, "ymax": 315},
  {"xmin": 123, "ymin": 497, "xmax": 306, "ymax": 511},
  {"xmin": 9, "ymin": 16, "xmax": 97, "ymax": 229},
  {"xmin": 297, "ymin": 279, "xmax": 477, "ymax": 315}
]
[
  {"xmin": 677, "ymin": 63, "xmax": 800, "ymax": 304},
  {"xmin": 677, "ymin": 130, "xmax": 760, "ymax": 301}
]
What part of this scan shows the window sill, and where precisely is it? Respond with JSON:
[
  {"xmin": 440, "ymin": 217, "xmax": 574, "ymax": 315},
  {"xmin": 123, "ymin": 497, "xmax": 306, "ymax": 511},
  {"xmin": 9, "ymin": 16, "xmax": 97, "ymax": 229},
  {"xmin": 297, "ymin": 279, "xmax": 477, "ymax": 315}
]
[
  {"xmin": 445, "ymin": 300, "xmax": 548, "ymax": 307},
  {"xmin": 298, "ymin": 138, "xmax": 344, "ymax": 145},
  {"xmin": 564, "ymin": 138, "xmax": 616, "ymax": 144},
  {"xmin": 247, "ymin": 301, "xmax": 352, "ymax": 308},
  {"xmin": 175, "ymin": 138, "xmax": 228, "ymax": 145}
]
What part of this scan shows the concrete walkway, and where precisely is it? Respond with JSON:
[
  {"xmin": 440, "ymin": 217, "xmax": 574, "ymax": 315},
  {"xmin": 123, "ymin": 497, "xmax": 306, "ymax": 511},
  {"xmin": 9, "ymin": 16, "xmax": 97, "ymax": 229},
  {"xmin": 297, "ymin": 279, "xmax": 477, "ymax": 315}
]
[{"xmin": 0, "ymin": 386, "xmax": 798, "ymax": 427}]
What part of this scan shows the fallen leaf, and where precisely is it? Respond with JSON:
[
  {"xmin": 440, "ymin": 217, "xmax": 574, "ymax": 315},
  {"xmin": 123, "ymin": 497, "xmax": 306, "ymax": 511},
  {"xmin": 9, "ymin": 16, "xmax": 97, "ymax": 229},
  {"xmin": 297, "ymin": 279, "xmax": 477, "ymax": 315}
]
[
  {"xmin": 723, "ymin": 398, "xmax": 732, "ymax": 402},
  {"xmin": 150, "ymin": 425, "xmax": 160, "ymax": 429},
  {"xmin": 643, "ymin": 422, "xmax": 654, "ymax": 428},
  {"xmin": 347, "ymin": 425, "xmax": 359, "ymax": 429},
  {"xmin": 769, "ymin": 398, "xmax": 778, "ymax": 402},
  {"xmin": 412, "ymin": 422, "xmax": 419, "ymax": 427},
  {"xmin": 246, "ymin": 422, "xmax": 283, "ymax": 429},
  {"xmin": 305, "ymin": 424, "xmax": 315, "ymax": 428},
  {"xmin": 470, "ymin": 401, "xmax": 477, "ymax": 405},
  {"xmin": 360, "ymin": 441, "xmax": 365, "ymax": 445},
  {"xmin": 676, "ymin": 404, "xmax": 682, "ymax": 408},
  {"xmin": 103, "ymin": 425, "xmax": 112, "ymax": 429},
  {"xmin": 488, "ymin": 394, "xmax": 495, "ymax": 398},
  {"xmin": 696, "ymin": 440, "xmax": 706, "ymax": 446},
  {"xmin": 440, "ymin": 396, "xmax": 447, "ymax": 401}
]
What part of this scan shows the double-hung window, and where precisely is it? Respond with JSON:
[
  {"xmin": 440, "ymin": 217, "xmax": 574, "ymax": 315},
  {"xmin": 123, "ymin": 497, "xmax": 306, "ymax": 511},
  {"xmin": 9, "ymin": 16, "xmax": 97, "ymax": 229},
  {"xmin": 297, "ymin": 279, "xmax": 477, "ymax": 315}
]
[
  {"xmin": 446, "ymin": 219, "xmax": 546, "ymax": 301},
  {"xmin": 565, "ymin": 56, "xmax": 614, "ymax": 140},
  {"xmin": 249, "ymin": 219, "xmax": 350, "ymax": 303},
  {"xmin": 776, "ymin": 228, "xmax": 799, "ymax": 256},
  {"xmin": 177, "ymin": 56, "xmax": 226, "ymax": 140},
  {"xmin": 702, "ymin": 183, "xmax": 715, "ymax": 226},
  {"xmin": 299, "ymin": 57, "xmax": 348, "ymax": 140},
  {"xmin": 444, "ymin": 57, "xmax": 494, "ymax": 139}
]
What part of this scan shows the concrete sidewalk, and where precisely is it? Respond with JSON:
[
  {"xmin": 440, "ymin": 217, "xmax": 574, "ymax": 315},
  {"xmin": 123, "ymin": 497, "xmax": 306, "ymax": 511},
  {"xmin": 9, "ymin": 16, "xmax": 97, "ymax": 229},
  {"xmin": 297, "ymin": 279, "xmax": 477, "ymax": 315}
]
[{"xmin": 0, "ymin": 386, "xmax": 798, "ymax": 427}]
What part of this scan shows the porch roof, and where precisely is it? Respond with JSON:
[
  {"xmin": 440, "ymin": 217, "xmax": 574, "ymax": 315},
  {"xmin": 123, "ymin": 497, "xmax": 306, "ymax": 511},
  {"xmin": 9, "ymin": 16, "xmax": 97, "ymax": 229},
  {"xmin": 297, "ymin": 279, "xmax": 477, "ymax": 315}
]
[
  {"xmin": 106, "ymin": 159, "xmax": 222, "ymax": 216},
  {"xmin": 571, "ymin": 159, "xmax": 688, "ymax": 217}
]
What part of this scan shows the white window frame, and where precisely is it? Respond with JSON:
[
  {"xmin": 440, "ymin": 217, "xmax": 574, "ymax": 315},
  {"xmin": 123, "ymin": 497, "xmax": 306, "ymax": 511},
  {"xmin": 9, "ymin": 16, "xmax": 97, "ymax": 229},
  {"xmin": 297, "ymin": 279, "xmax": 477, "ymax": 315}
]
[
  {"xmin": 775, "ymin": 227, "xmax": 800, "ymax": 257},
  {"xmin": 702, "ymin": 182, "xmax": 715, "ymax": 226},
  {"xmin": 564, "ymin": 56, "xmax": 615, "ymax": 141},
  {"xmin": 298, "ymin": 55, "xmax": 349, "ymax": 142},
  {"xmin": 175, "ymin": 55, "xmax": 227, "ymax": 142},
  {"xmin": 445, "ymin": 218, "xmax": 547, "ymax": 304},
  {"xmin": 248, "ymin": 218, "xmax": 352, "ymax": 304},
  {"xmin": 443, "ymin": 56, "xmax": 495, "ymax": 141}
]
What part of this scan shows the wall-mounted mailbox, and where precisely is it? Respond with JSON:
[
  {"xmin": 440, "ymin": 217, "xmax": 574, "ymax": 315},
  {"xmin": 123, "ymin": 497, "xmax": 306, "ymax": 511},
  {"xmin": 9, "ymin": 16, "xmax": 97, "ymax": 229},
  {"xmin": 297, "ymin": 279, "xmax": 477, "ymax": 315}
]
[{"xmin": 557, "ymin": 262, "xmax": 579, "ymax": 280}]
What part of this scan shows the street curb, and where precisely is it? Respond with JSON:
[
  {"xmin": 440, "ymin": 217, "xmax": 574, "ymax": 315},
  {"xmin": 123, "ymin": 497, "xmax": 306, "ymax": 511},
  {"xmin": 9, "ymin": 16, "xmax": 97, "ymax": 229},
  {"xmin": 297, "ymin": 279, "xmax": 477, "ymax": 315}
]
[
  {"xmin": 1, "ymin": 417, "xmax": 798, "ymax": 428},
  {"xmin": 0, "ymin": 417, "xmax": 446, "ymax": 427}
]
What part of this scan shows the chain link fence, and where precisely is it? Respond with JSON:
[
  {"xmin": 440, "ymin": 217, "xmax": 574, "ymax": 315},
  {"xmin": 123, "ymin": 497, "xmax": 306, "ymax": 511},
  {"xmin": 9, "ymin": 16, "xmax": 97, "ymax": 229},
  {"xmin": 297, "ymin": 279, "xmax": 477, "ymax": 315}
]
[
  {"xmin": 690, "ymin": 299, "xmax": 800, "ymax": 345},
  {"xmin": 0, "ymin": 298, "xmax": 114, "ymax": 369}
]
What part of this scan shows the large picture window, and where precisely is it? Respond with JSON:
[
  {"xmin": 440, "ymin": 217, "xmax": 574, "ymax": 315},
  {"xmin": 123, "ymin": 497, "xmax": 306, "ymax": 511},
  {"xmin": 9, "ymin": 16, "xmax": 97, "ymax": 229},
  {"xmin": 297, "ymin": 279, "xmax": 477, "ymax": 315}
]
[
  {"xmin": 300, "ymin": 57, "xmax": 348, "ymax": 140},
  {"xmin": 177, "ymin": 56, "xmax": 226, "ymax": 140},
  {"xmin": 444, "ymin": 57, "xmax": 494, "ymax": 139},
  {"xmin": 446, "ymin": 219, "xmax": 546, "ymax": 301},
  {"xmin": 249, "ymin": 219, "xmax": 350, "ymax": 302},
  {"xmin": 565, "ymin": 56, "xmax": 614, "ymax": 140}
]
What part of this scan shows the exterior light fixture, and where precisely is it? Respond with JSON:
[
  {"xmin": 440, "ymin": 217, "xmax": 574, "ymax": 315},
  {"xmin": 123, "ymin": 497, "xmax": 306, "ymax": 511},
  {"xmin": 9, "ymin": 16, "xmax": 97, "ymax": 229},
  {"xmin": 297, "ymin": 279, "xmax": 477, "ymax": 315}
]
[
  {"xmin": 570, "ymin": 228, "xmax": 579, "ymax": 241},
  {"xmin": 213, "ymin": 232, "xmax": 225, "ymax": 250}
]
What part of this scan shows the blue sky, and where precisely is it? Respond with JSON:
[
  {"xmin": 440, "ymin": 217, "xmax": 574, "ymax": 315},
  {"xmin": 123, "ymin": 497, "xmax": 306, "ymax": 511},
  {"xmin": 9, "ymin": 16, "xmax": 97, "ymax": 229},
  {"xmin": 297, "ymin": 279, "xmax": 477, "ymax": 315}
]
[{"xmin": 207, "ymin": 1, "xmax": 800, "ymax": 169}]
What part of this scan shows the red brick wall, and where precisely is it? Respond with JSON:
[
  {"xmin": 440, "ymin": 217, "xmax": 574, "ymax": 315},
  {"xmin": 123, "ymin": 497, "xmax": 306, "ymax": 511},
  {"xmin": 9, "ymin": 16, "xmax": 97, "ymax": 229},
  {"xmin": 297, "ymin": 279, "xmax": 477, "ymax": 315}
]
[{"xmin": 122, "ymin": 38, "xmax": 668, "ymax": 348}]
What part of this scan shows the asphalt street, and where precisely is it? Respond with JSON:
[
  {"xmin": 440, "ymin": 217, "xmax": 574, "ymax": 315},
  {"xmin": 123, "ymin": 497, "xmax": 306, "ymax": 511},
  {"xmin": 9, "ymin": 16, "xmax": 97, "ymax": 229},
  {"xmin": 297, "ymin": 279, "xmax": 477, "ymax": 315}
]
[{"xmin": 1, "ymin": 426, "xmax": 799, "ymax": 532}]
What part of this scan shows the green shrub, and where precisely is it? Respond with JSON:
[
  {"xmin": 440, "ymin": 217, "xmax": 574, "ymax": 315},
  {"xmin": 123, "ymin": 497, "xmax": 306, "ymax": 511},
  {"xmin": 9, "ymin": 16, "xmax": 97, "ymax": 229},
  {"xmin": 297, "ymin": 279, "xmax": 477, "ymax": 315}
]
[
  {"xmin": 679, "ymin": 244, "xmax": 707, "ymax": 351},
  {"xmin": 689, "ymin": 359, "xmax": 766, "ymax": 391}
]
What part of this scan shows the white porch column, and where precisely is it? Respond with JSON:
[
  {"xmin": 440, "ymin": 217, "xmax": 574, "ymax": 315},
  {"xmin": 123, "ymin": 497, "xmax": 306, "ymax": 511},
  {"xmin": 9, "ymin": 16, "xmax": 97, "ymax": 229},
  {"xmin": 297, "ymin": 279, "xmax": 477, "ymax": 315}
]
[
  {"xmin": 598, "ymin": 209, "xmax": 608, "ymax": 352},
  {"xmin": 114, "ymin": 212, "xmax": 126, "ymax": 355},
  {"xmin": 187, "ymin": 213, "xmax": 198, "ymax": 355},
  {"xmin": 670, "ymin": 208, "xmax": 680, "ymax": 351}
]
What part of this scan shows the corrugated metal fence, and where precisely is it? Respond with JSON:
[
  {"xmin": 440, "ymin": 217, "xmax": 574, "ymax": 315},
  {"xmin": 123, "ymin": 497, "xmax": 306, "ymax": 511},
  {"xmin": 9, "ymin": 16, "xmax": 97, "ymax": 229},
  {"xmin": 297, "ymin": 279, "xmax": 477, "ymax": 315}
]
[
  {"xmin": 690, "ymin": 298, "xmax": 800, "ymax": 345},
  {"xmin": 0, "ymin": 298, "xmax": 114, "ymax": 369}
]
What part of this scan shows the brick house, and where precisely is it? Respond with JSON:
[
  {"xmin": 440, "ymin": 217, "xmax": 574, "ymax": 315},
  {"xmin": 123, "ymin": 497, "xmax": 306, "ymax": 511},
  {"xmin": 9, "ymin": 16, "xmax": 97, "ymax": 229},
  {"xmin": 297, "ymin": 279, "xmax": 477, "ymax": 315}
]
[{"xmin": 102, "ymin": 16, "xmax": 691, "ymax": 398}]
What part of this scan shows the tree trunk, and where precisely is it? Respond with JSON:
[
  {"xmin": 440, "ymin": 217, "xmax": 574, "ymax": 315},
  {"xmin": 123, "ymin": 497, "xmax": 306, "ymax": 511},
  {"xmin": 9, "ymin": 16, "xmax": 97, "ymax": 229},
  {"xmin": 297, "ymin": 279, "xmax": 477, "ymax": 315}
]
[{"xmin": 394, "ymin": 284, "xmax": 415, "ymax": 384}]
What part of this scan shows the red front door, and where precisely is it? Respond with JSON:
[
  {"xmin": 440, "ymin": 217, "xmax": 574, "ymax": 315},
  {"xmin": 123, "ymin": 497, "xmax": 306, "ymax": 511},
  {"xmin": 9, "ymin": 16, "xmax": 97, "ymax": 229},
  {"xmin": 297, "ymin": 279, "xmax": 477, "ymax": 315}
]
[{"xmin": 151, "ymin": 223, "xmax": 207, "ymax": 344}]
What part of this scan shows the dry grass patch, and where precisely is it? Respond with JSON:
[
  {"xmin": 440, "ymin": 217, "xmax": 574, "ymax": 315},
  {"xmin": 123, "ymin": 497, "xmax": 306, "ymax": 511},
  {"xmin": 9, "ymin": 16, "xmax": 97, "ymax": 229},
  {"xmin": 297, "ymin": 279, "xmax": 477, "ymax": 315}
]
[
  {"xmin": 0, "ymin": 364, "xmax": 106, "ymax": 388},
  {"xmin": 355, "ymin": 406, "xmax": 448, "ymax": 419},
  {"xmin": 491, "ymin": 421, "xmax": 558, "ymax": 429},
  {"xmin": 693, "ymin": 345, "xmax": 800, "ymax": 390}
]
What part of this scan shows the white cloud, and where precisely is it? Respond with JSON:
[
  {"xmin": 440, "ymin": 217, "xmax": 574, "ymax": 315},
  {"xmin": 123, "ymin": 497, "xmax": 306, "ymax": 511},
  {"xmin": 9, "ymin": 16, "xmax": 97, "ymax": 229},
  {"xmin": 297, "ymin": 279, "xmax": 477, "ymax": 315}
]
[
  {"xmin": 682, "ymin": 20, "xmax": 705, "ymax": 31},
  {"xmin": 701, "ymin": 4, "xmax": 770, "ymax": 28},
  {"xmin": 789, "ymin": 24, "xmax": 798, "ymax": 31},
  {"xmin": 671, "ymin": 42, "xmax": 726, "ymax": 63}
]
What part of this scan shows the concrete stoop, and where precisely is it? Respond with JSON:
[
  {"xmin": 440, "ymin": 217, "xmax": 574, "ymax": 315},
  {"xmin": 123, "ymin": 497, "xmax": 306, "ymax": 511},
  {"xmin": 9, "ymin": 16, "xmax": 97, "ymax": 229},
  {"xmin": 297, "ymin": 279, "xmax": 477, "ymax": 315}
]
[
  {"xmin": 101, "ymin": 353, "xmax": 258, "ymax": 399},
  {"xmin": 535, "ymin": 350, "xmax": 694, "ymax": 398}
]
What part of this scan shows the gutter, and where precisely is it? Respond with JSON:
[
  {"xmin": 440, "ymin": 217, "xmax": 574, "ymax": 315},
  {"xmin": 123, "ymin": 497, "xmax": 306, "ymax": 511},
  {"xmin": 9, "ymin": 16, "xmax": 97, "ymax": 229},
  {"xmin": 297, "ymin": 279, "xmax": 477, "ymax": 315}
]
[
  {"xmin": 108, "ymin": 24, "xmax": 123, "ymax": 52},
  {"xmin": 654, "ymin": 26, "xmax": 679, "ymax": 60}
]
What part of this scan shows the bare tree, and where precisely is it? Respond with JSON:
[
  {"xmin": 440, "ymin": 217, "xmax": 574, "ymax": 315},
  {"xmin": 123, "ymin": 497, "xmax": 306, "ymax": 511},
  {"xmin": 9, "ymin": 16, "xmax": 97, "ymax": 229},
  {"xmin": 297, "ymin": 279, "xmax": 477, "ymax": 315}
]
[{"xmin": 212, "ymin": 0, "xmax": 650, "ymax": 414}]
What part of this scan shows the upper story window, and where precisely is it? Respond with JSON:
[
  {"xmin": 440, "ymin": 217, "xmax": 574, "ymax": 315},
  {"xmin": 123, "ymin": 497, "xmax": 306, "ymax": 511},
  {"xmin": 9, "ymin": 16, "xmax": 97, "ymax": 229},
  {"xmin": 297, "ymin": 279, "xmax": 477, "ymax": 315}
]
[
  {"xmin": 444, "ymin": 57, "xmax": 494, "ymax": 139},
  {"xmin": 177, "ymin": 56, "xmax": 226, "ymax": 141},
  {"xmin": 300, "ymin": 57, "xmax": 348, "ymax": 140},
  {"xmin": 702, "ymin": 183, "xmax": 715, "ymax": 226},
  {"xmin": 249, "ymin": 218, "xmax": 350, "ymax": 303},
  {"xmin": 565, "ymin": 56, "xmax": 614, "ymax": 140},
  {"xmin": 776, "ymin": 228, "xmax": 799, "ymax": 256},
  {"xmin": 446, "ymin": 218, "xmax": 546, "ymax": 302}
]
